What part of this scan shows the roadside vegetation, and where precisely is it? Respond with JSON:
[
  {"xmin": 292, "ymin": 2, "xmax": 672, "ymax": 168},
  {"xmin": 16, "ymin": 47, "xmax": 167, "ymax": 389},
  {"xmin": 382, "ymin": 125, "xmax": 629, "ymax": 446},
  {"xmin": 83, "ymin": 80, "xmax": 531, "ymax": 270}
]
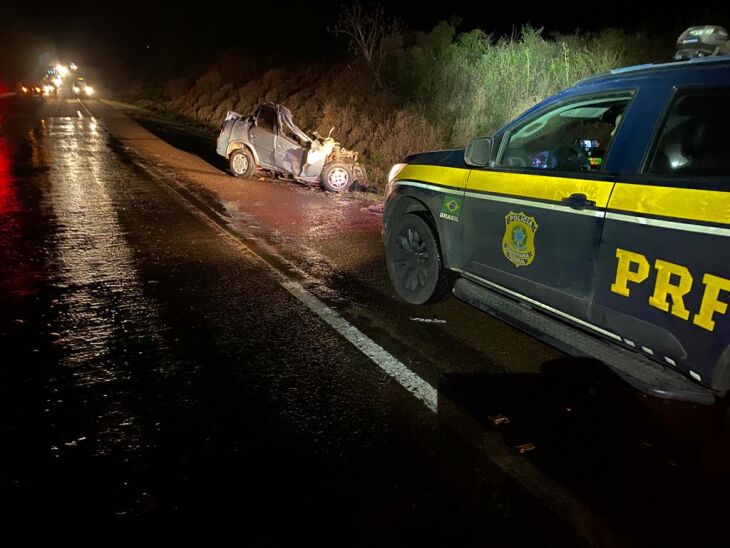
[{"xmin": 120, "ymin": 12, "xmax": 670, "ymax": 193}]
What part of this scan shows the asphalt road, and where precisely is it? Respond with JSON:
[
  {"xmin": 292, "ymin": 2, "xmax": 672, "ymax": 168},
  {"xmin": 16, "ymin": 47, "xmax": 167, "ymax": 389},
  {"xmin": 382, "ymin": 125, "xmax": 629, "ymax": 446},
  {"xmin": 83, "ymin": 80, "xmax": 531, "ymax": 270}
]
[{"xmin": 1, "ymin": 95, "xmax": 728, "ymax": 547}]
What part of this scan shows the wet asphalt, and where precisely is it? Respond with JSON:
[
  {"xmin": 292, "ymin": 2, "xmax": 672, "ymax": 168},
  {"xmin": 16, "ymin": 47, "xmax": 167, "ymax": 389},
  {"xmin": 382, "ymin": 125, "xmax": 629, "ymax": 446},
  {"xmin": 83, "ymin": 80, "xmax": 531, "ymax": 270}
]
[
  {"xmin": 1, "ymin": 95, "xmax": 729, "ymax": 547},
  {"xmin": 0, "ymin": 96, "xmax": 579, "ymax": 546}
]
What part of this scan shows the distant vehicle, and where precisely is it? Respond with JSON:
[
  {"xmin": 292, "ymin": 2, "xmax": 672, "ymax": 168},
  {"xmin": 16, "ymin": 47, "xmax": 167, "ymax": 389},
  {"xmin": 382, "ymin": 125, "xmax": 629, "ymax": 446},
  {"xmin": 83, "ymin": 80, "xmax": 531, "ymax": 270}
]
[
  {"xmin": 72, "ymin": 77, "xmax": 94, "ymax": 97},
  {"xmin": 383, "ymin": 26, "xmax": 730, "ymax": 405},
  {"xmin": 39, "ymin": 73, "xmax": 59, "ymax": 97},
  {"xmin": 216, "ymin": 103, "xmax": 367, "ymax": 192},
  {"xmin": 18, "ymin": 82, "xmax": 42, "ymax": 97},
  {"xmin": 42, "ymin": 84, "xmax": 57, "ymax": 97}
]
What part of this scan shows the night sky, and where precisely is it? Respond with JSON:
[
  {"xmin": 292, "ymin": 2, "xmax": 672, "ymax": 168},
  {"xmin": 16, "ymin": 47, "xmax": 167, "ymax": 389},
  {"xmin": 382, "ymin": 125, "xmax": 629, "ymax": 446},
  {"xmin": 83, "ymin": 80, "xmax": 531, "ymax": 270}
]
[{"xmin": 2, "ymin": 1, "xmax": 730, "ymax": 83}]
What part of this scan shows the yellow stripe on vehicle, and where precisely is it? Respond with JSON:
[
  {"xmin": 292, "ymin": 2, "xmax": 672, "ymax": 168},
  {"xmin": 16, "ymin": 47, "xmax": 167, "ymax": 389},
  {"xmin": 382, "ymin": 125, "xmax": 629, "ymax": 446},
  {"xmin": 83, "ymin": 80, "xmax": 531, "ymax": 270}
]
[
  {"xmin": 466, "ymin": 170, "xmax": 614, "ymax": 207},
  {"xmin": 609, "ymin": 183, "xmax": 730, "ymax": 226},
  {"xmin": 395, "ymin": 164, "xmax": 469, "ymax": 189}
]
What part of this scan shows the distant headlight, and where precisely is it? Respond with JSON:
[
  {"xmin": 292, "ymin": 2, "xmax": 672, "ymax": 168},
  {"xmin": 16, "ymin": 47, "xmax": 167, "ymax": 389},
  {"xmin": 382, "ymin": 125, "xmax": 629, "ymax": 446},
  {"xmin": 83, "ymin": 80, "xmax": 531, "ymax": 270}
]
[
  {"xmin": 72, "ymin": 86, "xmax": 80, "ymax": 93},
  {"xmin": 21, "ymin": 86, "xmax": 28, "ymax": 93},
  {"xmin": 84, "ymin": 85, "xmax": 94, "ymax": 95}
]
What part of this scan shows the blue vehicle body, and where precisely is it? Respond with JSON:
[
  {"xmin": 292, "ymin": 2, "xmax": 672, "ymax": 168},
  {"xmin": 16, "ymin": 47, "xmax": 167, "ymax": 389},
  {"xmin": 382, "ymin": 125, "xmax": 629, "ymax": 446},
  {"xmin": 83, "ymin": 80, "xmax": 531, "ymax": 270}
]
[{"xmin": 384, "ymin": 56, "xmax": 730, "ymax": 402}]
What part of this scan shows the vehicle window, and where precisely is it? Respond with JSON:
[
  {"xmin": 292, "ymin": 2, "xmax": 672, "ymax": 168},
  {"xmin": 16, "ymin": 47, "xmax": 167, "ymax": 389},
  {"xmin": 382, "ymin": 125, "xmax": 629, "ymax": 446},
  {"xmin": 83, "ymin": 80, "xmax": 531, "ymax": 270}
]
[
  {"xmin": 497, "ymin": 93, "xmax": 632, "ymax": 173},
  {"xmin": 647, "ymin": 89, "xmax": 730, "ymax": 178},
  {"xmin": 256, "ymin": 106, "xmax": 277, "ymax": 132}
]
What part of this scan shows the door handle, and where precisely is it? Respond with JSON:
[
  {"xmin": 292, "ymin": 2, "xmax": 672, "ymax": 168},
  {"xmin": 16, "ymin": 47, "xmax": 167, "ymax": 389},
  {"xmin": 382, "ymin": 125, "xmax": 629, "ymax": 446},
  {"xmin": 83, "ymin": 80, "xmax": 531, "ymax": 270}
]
[{"xmin": 561, "ymin": 193, "xmax": 595, "ymax": 210}]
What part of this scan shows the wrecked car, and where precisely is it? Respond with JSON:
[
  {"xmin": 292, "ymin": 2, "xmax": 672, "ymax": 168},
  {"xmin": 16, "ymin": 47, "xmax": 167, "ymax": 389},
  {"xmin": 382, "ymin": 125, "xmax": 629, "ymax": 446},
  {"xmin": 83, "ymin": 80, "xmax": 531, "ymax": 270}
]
[{"xmin": 216, "ymin": 103, "xmax": 367, "ymax": 192}]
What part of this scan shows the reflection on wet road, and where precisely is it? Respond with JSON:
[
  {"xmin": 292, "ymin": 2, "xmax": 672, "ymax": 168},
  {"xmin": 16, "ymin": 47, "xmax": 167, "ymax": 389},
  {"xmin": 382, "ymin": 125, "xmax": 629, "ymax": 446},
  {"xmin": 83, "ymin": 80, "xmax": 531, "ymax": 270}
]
[
  {"xmin": 0, "ymin": 97, "xmax": 576, "ymax": 546},
  {"xmin": 111, "ymin": 96, "xmax": 730, "ymax": 546},
  {"xmin": 2, "ymin": 96, "xmax": 730, "ymax": 547},
  {"xmin": 41, "ymin": 115, "xmax": 168, "ymax": 455}
]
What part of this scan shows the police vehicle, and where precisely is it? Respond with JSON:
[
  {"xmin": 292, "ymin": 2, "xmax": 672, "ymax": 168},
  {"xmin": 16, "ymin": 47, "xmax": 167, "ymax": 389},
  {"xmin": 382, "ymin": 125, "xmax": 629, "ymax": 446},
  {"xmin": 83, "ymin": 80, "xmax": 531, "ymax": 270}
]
[{"xmin": 383, "ymin": 26, "xmax": 730, "ymax": 404}]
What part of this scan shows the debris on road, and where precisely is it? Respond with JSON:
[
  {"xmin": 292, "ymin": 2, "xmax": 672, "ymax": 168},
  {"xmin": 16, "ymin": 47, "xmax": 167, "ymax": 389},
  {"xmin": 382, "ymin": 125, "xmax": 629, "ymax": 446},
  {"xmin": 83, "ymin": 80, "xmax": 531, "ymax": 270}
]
[
  {"xmin": 515, "ymin": 442, "xmax": 536, "ymax": 454},
  {"xmin": 361, "ymin": 203, "xmax": 383, "ymax": 216},
  {"xmin": 488, "ymin": 413, "xmax": 511, "ymax": 426},
  {"xmin": 410, "ymin": 317, "xmax": 447, "ymax": 324}
]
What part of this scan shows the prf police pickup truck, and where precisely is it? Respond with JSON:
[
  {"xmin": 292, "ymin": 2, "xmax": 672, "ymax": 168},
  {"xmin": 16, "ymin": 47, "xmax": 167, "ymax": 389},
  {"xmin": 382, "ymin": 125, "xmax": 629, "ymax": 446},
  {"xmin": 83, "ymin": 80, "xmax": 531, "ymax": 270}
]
[{"xmin": 383, "ymin": 29, "xmax": 730, "ymax": 405}]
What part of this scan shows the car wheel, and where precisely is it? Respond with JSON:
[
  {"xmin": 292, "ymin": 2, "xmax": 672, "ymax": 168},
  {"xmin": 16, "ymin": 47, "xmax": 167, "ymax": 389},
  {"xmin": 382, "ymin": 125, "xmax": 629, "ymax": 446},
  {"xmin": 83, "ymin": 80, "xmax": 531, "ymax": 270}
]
[
  {"xmin": 229, "ymin": 148, "xmax": 255, "ymax": 178},
  {"xmin": 320, "ymin": 161, "xmax": 354, "ymax": 192},
  {"xmin": 385, "ymin": 212, "xmax": 452, "ymax": 305}
]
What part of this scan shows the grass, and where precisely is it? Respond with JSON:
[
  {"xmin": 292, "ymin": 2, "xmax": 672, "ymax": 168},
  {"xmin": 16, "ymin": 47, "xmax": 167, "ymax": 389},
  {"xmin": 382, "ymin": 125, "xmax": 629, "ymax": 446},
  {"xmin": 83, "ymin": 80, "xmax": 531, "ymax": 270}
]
[{"xmin": 125, "ymin": 24, "xmax": 669, "ymax": 195}]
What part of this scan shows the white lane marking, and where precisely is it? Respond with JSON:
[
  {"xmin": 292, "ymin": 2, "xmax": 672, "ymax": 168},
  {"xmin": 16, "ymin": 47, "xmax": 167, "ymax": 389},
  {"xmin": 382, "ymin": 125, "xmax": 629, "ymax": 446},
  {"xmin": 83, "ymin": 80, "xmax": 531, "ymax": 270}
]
[
  {"xmin": 606, "ymin": 211, "xmax": 730, "ymax": 237},
  {"xmin": 281, "ymin": 281, "xmax": 437, "ymax": 411},
  {"xmin": 88, "ymin": 111, "xmax": 626, "ymax": 545},
  {"xmin": 455, "ymin": 269, "xmax": 623, "ymax": 341},
  {"xmin": 641, "ymin": 346, "xmax": 654, "ymax": 355},
  {"xmin": 131, "ymin": 161, "xmax": 438, "ymax": 412},
  {"xmin": 665, "ymin": 357, "xmax": 676, "ymax": 366},
  {"xmin": 690, "ymin": 370, "xmax": 702, "ymax": 382}
]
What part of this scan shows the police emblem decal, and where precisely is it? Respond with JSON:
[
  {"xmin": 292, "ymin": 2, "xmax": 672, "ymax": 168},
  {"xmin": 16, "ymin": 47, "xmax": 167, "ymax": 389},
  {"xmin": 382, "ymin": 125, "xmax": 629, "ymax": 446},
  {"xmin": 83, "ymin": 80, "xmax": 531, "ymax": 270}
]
[
  {"xmin": 439, "ymin": 196, "xmax": 462, "ymax": 222},
  {"xmin": 502, "ymin": 212, "xmax": 538, "ymax": 267}
]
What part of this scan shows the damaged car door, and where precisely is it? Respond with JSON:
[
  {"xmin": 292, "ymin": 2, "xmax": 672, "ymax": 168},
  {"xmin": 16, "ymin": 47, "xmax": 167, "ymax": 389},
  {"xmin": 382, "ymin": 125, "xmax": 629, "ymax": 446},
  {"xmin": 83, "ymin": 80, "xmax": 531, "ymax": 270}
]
[
  {"xmin": 274, "ymin": 107, "xmax": 310, "ymax": 178},
  {"xmin": 249, "ymin": 104, "xmax": 277, "ymax": 169}
]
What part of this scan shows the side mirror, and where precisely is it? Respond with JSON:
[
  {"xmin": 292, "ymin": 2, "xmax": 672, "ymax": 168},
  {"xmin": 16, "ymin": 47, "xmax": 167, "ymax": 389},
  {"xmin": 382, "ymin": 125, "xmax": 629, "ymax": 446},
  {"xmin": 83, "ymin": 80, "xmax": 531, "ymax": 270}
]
[{"xmin": 464, "ymin": 136, "xmax": 493, "ymax": 167}]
